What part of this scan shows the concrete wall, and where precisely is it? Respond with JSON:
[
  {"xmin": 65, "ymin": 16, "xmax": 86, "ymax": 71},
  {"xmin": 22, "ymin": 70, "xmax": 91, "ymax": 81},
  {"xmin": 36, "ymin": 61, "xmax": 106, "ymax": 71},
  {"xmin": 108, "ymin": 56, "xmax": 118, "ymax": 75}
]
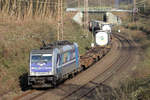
[{"xmin": 106, "ymin": 12, "xmax": 122, "ymax": 25}]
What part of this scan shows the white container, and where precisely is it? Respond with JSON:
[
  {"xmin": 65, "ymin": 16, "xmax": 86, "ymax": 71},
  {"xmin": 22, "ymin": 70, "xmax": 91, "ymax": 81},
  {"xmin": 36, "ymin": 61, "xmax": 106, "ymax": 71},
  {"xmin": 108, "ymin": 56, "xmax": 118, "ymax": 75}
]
[
  {"xmin": 95, "ymin": 31, "xmax": 109, "ymax": 46},
  {"xmin": 102, "ymin": 24, "xmax": 112, "ymax": 33}
]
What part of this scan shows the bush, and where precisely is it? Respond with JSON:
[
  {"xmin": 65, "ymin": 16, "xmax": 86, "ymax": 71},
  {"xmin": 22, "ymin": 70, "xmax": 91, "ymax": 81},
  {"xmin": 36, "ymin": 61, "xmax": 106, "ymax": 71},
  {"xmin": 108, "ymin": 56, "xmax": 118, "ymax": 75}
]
[{"xmin": 117, "ymin": 77, "xmax": 150, "ymax": 100}]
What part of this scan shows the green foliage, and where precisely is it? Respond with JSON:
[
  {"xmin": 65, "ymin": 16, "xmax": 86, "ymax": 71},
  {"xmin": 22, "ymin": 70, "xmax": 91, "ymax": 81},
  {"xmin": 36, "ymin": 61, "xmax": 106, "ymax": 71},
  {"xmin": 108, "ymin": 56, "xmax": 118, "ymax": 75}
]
[
  {"xmin": 118, "ymin": 77, "xmax": 150, "ymax": 100},
  {"xmin": 63, "ymin": 19, "xmax": 92, "ymax": 54}
]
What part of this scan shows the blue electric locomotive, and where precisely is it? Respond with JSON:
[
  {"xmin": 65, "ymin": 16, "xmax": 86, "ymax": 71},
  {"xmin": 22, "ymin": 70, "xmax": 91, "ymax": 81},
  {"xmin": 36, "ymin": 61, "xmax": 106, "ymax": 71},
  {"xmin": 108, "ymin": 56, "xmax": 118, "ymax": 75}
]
[{"xmin": 28, "ymin": 41, "xmax": 79, "ymax": 87}]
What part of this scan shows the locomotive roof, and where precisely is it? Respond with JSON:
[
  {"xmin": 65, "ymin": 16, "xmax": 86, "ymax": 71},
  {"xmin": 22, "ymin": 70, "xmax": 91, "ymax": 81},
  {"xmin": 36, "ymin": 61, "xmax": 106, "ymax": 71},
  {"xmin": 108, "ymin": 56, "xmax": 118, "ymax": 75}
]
[
  {"xmin": 40, "ymin": 40, "xmax": 74, "ymax": 50},
  {"xmin": 31, "ymin": 41, "xmax": 75, "ymax": 54},
  {"xmin": 31, "ymin": 49, "xmax": 53, "ymax": 54}
]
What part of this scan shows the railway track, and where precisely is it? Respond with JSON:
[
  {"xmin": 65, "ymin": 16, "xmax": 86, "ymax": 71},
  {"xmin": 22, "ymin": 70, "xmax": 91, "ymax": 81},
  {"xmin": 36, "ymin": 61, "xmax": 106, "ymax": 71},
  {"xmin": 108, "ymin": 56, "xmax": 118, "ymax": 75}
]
[
  {"xmin": 61, "ymin": 34, "xmax": 136, "ymax": 100},
  {"xmin": 13, "ymin": 33, "xmax": 137, "ymax": 100}
]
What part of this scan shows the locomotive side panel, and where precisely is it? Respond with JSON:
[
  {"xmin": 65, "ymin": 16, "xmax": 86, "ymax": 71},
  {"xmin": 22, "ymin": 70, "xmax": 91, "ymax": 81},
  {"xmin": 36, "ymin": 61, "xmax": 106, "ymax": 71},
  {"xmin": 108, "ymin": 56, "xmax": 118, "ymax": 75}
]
[{"xmin": 59, "ymin": 44, "xmax": 79, "ymax": 76}]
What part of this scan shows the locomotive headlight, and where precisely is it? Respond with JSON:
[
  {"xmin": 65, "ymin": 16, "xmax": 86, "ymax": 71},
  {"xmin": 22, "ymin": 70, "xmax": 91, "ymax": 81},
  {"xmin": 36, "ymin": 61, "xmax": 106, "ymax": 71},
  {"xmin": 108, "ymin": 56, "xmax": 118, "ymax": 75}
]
[
  {"xmin": 30, "ymin": 71, "xmax": 33, "ymax": 75},
  {"xmin": 31, "ymin": 67, "xmax": 36, "ymax": 69},
  {"xmin": 30, "ymin": 71, "xmax": 36, "ymax": 75}
]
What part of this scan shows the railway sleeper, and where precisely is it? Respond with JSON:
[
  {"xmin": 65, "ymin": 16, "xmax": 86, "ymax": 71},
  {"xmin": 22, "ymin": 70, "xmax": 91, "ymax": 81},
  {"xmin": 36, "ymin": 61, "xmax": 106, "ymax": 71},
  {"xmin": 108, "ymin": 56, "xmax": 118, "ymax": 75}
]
[{"xmin": 93, "ymin": 57, "xmax": 98, "ymax": 62}]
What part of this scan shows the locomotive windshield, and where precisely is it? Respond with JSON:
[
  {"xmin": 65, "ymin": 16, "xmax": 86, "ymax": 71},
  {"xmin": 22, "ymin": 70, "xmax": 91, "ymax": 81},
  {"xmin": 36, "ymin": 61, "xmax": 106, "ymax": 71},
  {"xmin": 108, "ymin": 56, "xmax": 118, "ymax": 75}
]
[
  {"xmin": 32, "ymin": 55, "xmax": 51, "ymax": 62},
  {"xmin": 31, "ymin": 54, "xmax": 52, "ymax": 67}
]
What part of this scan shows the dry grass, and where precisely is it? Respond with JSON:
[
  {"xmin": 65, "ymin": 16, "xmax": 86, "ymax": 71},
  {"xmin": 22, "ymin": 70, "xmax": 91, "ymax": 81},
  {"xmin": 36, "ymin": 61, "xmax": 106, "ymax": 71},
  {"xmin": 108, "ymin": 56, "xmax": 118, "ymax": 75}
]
[
  {"xmin": 0, "ymin": 0, "xmax": 58, "ymax": 20},
  {"xmin": 0, "ymin": 18, "xmax": 57, "ymax": 95}
]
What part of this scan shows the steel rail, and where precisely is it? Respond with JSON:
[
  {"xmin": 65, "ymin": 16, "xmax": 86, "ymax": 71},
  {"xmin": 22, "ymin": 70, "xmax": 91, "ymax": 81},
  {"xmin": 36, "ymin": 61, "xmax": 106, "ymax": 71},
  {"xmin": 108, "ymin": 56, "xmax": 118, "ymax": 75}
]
[
  {"xmin": 60, "ymin": 33, "xmax": 136, "ymax": 100},
  {"xmin": 79, "ymin": 34, "xmax": 136, "ymax": 100}
]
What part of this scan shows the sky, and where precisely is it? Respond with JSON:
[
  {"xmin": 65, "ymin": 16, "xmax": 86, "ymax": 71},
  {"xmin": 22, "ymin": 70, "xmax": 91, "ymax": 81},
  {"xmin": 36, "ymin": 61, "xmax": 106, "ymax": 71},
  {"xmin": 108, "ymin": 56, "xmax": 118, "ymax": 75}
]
[{"xmin": 115, "ymin": 0, "xmax": 133, "ymax": 8}]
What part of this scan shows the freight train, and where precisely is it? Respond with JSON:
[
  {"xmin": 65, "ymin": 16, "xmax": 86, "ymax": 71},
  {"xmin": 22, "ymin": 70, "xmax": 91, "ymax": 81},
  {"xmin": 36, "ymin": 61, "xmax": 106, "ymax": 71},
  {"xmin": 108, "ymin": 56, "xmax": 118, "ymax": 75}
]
[{"xmin": 28, "ymin": 40, "xmax": 111, "ymax": 88}]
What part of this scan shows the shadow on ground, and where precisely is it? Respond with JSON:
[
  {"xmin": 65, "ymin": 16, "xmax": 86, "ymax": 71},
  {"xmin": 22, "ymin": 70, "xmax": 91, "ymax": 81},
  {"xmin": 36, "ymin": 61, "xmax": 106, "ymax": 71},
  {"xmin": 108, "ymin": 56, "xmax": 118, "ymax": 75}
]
[{"xmin": 19, "ymin": 73, "xmax": 31, "ymax": 91}]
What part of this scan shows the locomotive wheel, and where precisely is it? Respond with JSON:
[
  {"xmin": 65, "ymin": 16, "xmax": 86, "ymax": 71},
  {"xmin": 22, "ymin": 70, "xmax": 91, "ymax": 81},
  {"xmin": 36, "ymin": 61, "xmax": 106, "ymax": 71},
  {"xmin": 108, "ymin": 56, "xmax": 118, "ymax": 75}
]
[
  {"xmin": 52, "ymin": 79, "xmax": 57, "ymax": 88},
  {"xmin": 74, "ymin": 70, "xmax": 79, "ymax": 76},
  {"xmin": 81, "ymin": 65, "xmax": 86, "ymax": 70},
  {"xmin": 68, "ymin": 73, "xmax": 74, "ymax": 79},
  {"xmin": 93, "ymin": 58, "xmax": 97, "ymax": 62},
  {"xmin": 97, "ymin": 56, "xmax": 100, "ymax": 60}
]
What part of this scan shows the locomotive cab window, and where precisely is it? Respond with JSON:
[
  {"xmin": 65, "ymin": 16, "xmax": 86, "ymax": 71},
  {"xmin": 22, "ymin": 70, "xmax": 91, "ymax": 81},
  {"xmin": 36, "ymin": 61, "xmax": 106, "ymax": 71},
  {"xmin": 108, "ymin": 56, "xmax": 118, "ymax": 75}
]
[{"xmin": 31, "ymin": 54, "xmax": 52, "ymax": 67}]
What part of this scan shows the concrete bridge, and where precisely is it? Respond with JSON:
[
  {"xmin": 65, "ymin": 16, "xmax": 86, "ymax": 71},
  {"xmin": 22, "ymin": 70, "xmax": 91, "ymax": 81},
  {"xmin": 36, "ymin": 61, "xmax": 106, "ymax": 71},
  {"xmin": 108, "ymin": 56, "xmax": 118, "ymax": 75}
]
[{"xmin": 66, "ymin": 7, "xmax": 133, "ymax": 13}]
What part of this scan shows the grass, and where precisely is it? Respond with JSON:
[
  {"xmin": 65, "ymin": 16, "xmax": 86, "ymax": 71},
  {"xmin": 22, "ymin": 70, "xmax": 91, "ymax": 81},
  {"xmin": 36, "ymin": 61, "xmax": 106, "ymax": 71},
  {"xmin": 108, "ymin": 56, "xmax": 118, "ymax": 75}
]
[{"xmin": 116, "ymin": 77, "xmax": 150, "ymax": 100}]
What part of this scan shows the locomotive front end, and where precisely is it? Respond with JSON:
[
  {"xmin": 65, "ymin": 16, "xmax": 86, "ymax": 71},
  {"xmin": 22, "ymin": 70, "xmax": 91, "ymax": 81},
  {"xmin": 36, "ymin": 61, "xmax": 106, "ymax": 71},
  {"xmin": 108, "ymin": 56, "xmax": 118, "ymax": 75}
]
[{"xmin": 28, "ymin": 50, "xmax": 55, "ymax": 88}]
